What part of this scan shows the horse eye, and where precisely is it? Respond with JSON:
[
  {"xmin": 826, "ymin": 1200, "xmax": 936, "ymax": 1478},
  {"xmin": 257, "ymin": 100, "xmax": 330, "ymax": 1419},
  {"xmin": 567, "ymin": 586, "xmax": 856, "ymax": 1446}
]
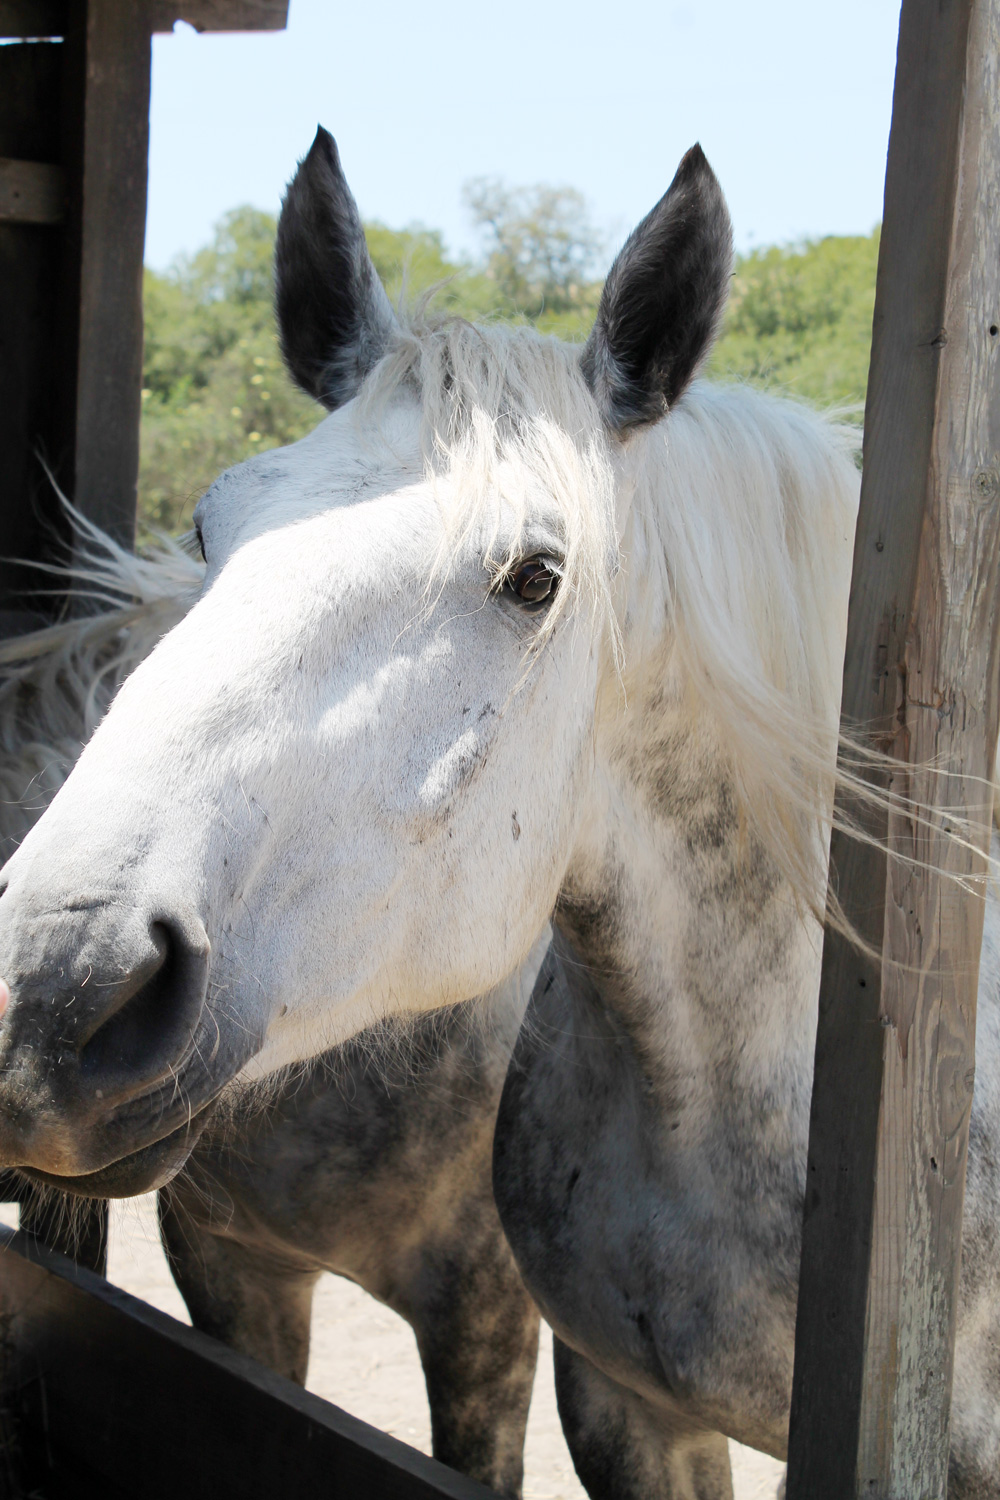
[
  {"xmin": 193, "ymin": 522, "xmax": 206, "ymax": 562},
  {"xmin": 508, "ymin": 559, "xmax": 560, "ymax": 605}
]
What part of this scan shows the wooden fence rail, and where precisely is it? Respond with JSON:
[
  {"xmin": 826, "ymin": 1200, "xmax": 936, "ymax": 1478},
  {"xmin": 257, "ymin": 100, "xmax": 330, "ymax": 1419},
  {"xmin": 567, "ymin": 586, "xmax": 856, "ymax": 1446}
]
[{"xmin": 0, "ymin": 1224, "xmax": 499, "ymax": 1500}]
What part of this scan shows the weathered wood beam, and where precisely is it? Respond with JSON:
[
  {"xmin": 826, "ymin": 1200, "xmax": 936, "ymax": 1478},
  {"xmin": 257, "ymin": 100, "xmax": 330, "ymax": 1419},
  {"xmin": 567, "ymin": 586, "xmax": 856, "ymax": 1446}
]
[
  {"xmin": 56, "ymin": 1, "xmax": 153, "ymax": 548},
  {"xmin": 0, "ymin": 156, "xmax": 64, "ymax": 222},
  {"xmin": 0, "ymin": 39, "xmax": 68, "ymax": 620},
  {"xmin": 0, "ymin": 1, "xmax": 289, "ymax": 558},
  {"xmin": 0, "ymin": 0, "xmax": 65, "ymax": 36},
  {"xmin": 0, "ymin": 1, "xmax": 289, "ymax": 37},
  {"xmin": 149, "ymin": 0, "xmax": 289, "ymax": 30},
  {"xmin": 0, "ymin": 1225, "xmax": 498, "ymax": 1499},
  {"xmin": 785, "ymin": 0, "xmax": 1000, "ymax": 1495}
]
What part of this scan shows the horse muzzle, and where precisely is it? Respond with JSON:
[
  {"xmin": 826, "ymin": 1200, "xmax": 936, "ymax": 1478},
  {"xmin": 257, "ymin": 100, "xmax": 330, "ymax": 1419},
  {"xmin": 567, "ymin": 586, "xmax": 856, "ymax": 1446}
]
[{"xmin": 0, "ymin": 887, "xmax": 232, "ymax": 1193}]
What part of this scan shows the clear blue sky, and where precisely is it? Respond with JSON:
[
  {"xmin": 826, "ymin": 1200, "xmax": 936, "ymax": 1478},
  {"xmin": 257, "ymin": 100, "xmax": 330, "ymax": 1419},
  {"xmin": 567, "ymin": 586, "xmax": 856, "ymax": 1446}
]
[{"xmin": 146, "ymin": 0, "xmax": 902, "ymax": 272}]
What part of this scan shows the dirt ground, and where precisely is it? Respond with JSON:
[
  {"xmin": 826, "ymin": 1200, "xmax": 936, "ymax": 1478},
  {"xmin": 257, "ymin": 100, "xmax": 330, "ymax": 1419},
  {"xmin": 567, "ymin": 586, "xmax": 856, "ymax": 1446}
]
[{"xmin": 82, "ymin": 1195, "xmax": 783, "ymax": 1500}]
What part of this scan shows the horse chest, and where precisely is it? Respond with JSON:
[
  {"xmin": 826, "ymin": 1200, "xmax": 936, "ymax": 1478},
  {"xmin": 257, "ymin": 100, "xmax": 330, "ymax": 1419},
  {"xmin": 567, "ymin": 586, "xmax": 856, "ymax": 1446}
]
[{"xmin": 494, "ymin": 937, "xmax": 804, "ymax": 1451}]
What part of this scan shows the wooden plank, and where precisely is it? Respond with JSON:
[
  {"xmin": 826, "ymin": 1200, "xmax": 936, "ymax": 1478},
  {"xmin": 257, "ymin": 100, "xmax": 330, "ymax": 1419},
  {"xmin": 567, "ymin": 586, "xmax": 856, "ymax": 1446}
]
[
  {"xmin": 58, "ymin": 1, "xmax": 152, "ymax": 549},
  {"xmin": 0, "ymin": 0, "xmax": 65, "ymax": 35},
  {"xmin": 855, "ymin": 0, "xmax": 1000, "ymax": 1483},
  {"xmin": 0, "ymin": 1225, "xmax": 499, "ymax": 1500},
  {"xmin": 149, "ymin": 0, "xmax": 288, "ymax": 30},
  {"xmin": 0, "ymin": 157, "xmax": 64, "ymax": 223},
  {"xmin": 0, "ymin": 1, "xmax": 289, "ymax": 37},
  {"xmin": 785, "ymin": 0, "xmax": 1000, "ymax": 1495},
  {"xmin": 0, "ymin": 40, "xmax": 69, "ymax": 625}
]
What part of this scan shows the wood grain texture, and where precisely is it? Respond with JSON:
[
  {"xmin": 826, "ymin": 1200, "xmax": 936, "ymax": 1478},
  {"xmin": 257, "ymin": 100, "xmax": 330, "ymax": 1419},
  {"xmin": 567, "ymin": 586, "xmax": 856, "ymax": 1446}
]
[
  {"xmin": 59, "ymin": 0, "xmax": 152, "ymax": 548},
  {"xmin": 857, "ymin": 0, "xmax": 1000, "ymax": 1487},
  {"xmin": 0, "ymin": 40, "xmax": 70, "ymax": 624},
  {"xmin": 0, "ymin": 156, "xmax": 64, "ymax": 222},
  {"xmin": 0, "ymin": 0, "xmax": 65, "ymax": 36},
  {"xmin": 0, "ymin": 1225, "xmax": 499, "ymax": 1500},
  {"xmin": 786, "ymin": 0, "xmax": 1000, "ymax": 1494},
  {"xmin": 149, "ymin": 0, "xmax": 288, "ymax": 29},
  {"xmin": 0, "ymin": 1, "xmax": 289, "ymax": 37}
]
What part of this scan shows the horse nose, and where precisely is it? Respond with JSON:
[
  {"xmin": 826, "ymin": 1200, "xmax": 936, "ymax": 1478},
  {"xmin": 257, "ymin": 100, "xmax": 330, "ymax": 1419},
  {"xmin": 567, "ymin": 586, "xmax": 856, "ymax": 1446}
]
[
  {"xmin": 73, "ymin": 917, "xmax": 209, "ymax": 1102},
  {"xmin": 0, "ymin": 894, "xmax": 210, "ymax": 1121}
]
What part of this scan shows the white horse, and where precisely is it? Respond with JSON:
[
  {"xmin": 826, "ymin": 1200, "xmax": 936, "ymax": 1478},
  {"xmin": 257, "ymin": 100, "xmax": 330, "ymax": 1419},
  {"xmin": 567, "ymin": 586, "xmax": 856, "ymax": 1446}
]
[
  {"xmin": 0, "ymin": 539, "xmax": 542, "ymax": 1498},
  {"xmin": 1, "ymin": 130, "xmax": 999, "ymax": 1496}
]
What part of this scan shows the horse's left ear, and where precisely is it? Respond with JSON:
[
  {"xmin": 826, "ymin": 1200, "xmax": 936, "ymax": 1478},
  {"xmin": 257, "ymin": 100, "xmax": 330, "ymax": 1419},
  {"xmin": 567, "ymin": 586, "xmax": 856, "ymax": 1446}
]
[
  {"xmin": 275, "ymin": 127, "xmax": 398, "ymax": 410},
  {"xmin": 581, "ymin": 145, "xmax": 732, "ymax": 435}
]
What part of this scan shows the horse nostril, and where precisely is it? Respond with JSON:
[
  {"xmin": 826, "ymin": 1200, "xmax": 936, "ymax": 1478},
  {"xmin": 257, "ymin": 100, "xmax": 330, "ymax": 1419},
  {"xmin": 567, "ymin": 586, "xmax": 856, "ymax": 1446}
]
[{"xmin": 79, "ymin": 919, "xmax": 207, "ymax": 1096}]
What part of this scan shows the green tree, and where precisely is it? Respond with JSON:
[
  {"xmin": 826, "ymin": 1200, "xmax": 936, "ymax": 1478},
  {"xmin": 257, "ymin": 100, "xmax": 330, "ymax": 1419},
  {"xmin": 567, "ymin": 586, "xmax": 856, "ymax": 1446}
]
[
  {"xmin": 139, "ymin": 196, "xmax": 879, "ymax": 537},
  {"xmin": 708, "ymin": 230, "xmax": 879, "ymax": 409},
  {"xmin": 138, "ymin": 190, "xmax": 604, "ymax": 533},
  {"xmin": 366, "ymin": 222, "xmax": 471, "ymax": 309},
  {"xmin": 140, "ymin": 207, "xmax": 317, "ymax": 536},
  {"xmin": 462, "ymin": 178, "xmax": 604, "ymax": 334}
]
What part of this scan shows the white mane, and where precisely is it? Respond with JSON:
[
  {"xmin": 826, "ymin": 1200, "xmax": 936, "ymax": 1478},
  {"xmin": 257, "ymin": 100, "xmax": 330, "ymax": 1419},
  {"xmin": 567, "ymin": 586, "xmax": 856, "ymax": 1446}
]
[
  {"xmin": 0, "ymin": 512, "xmax": 202, "ymax": 860},
  {"xmin": 629, "ymin": 382, "xmax": 861, "ymax": 914}
]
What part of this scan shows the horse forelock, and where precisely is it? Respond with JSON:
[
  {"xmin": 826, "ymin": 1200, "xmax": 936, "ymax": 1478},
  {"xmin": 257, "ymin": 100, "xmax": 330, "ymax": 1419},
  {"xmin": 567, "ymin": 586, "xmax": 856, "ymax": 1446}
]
[{"xmin": 351, "ymin": 313, "xmax": 623, "ymax": 665}]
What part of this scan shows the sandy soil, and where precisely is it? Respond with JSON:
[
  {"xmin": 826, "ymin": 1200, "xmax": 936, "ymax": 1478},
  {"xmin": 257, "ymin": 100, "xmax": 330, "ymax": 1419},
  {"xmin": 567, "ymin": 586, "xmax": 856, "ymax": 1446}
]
[{"xmin": 1, "ymin": 1195, "xmax": 784, "ymax": 1498}]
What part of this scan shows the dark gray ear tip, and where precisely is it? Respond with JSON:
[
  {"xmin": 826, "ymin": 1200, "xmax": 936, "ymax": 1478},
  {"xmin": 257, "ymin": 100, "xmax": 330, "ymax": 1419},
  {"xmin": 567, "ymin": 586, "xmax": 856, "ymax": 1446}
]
[
  {"xmin": 679, "ymin": 142, "xmax": 708, "ymax": 170},
  {"xmin": 674, "ymin": 143, "xmax": 723, "ymax": 198},
  {"xmin": 305, "ymin": 125, "xmax": 343, "ymax": 181}
]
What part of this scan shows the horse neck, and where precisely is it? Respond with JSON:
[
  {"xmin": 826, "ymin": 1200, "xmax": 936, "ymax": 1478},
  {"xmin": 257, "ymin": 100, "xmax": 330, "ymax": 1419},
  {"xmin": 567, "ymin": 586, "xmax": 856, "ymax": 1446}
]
[{"xmin": 560, "ymin": 665, "xmax": 822, "ymax": 1099}]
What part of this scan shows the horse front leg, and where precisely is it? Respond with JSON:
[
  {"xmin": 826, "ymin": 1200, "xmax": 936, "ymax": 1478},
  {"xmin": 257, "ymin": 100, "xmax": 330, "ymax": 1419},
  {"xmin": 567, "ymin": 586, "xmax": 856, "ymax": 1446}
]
[
  {"xmin": 553, "ymin": 1336, "xmax": 735, "ymax": 1500},
  {"xmin": 158, "ymin": 1187, "xmax": 319, "ymax": 1386},
  {"xmin": 401, "ymin": 1229, "xmax": 540, "ymax": 1500}
]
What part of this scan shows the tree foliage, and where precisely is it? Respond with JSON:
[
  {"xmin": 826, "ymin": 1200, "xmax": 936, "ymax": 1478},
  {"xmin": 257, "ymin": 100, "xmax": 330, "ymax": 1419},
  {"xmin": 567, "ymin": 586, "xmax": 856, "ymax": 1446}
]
[
  {"xmin": 140, "ymin": 207, "xmax": 317, "ymax": 536},
  {"xmin": 708, "ymin": 231, "xmax": 879, "ymax": 409},
  {"xmin": 462, "ymin": 179, "xmax": 605, "ymax": 324},
  {"xmin": 139, "ymin": 191, "xmax": 878, "ymax": 536}
]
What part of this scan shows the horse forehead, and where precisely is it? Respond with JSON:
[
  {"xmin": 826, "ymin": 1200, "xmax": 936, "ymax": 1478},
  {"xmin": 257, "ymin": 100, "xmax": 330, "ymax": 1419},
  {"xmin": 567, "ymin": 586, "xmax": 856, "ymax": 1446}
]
[{"xmin": 201, "ymin": 403, "xmax": 423, "ymax": 534}]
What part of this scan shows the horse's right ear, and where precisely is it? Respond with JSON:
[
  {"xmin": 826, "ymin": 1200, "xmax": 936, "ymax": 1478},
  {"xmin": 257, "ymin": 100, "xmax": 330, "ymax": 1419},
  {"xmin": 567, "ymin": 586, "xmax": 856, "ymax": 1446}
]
[
  {"xmin": 581, "ymin": 146, "xmax": 732, "ymax": 435},
  {"xmin": 275, "ymin": 127, "xmax": 397, "ymax": 410}
]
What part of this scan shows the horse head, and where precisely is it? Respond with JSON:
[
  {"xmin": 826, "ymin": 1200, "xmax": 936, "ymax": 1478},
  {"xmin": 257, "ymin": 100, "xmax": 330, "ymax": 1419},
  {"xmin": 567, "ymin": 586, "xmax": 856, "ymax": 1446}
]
[{"xmin": 0, "ymin": 127, "xmax": 732, "ymax": 1195}]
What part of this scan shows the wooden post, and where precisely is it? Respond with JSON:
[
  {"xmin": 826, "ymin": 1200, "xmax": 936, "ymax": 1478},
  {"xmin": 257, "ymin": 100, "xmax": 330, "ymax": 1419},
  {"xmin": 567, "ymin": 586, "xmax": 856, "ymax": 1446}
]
[
  {"xmin": 785, "ymin": 1, "xmax": 1000, "ymax": 1495},
  {"xmin": 0, "ymin": 0, "xmax": 288, "ymax": 629},
  {"xmin": 0, "ymin": 26, "xmax": 66, "ymax": 635},
  {"xmin": 58, "ymin": 0, "xmax": 155, "ymax": 548}
]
